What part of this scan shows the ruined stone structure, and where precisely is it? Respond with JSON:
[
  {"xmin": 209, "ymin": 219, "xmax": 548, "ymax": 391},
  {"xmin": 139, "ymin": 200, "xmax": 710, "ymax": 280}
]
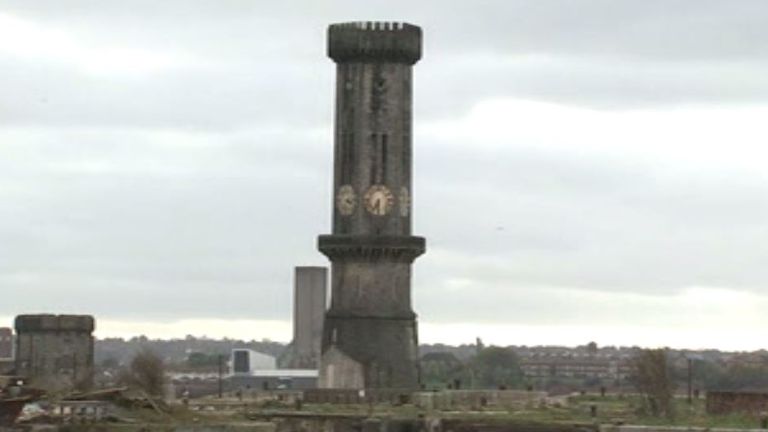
[
  {"xmin": 14, "ymin": 314, "xmax": 95, "ymax": 390},
  {"xmin": 0, "ymin": 327, "xmax": 12, "ymax": 374},
  {"xmin": 317, "ymin": 21, "xmax": 425, "ymax": 389},
  {"xmin": 706, "ymin": 390, "xmax": 768, "ymax": 416},
  {"xmin": 0, "ymin": 327, "xmax": 12, "ymax": 359},
  {"xmin": 283, "ymin": 266, "xmax": 327, "ymax": 369}
]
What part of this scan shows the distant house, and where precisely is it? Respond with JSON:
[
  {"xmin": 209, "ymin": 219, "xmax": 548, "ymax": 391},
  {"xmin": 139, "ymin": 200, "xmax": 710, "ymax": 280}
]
[{"xmin": 519, "ymin": 356, "xmax": 632, "ymax": 382}]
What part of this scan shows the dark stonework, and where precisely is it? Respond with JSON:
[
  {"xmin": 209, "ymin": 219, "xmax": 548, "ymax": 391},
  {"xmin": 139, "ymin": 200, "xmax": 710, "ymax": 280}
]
[
  {"xmin": 328, "ymin": 22, "xmax": 421, "ymax": 65},
  {"xmin": 318, "ymin": 21, "xmax": 425, "ymax": 389},
  {"xmin": 14, "ymin": 314, "xmax": 95, "ymax": 391}
]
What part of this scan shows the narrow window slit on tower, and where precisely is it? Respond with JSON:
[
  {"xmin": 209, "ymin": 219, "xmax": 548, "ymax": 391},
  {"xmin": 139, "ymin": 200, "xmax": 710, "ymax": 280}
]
[
  {"xmin": 344, "ymin": 134, "xmax": 349, "ymax": 181},
  {"xmin": 370, "ymin": 133, "xmax": 378, "ymax": 184},
  {"xmin": 341, "ymin": 133, "xmax": 349, "ymax": 182},
  {"xmin": 381, "ymin": 134, "xmax": 388, "ymax": 183},
  {"xmin": 345, "ymin": 133, "xmax": 355, "ymax": 182}
]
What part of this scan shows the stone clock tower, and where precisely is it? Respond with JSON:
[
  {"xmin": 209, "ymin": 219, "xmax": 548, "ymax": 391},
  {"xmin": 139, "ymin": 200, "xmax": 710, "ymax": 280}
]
[{"xmin": 317, "ymin": 22, "xmax": 425, "ymax": 389}]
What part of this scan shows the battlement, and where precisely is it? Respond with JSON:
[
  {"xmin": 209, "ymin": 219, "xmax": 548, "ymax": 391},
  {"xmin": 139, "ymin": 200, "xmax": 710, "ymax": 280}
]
[
  {"xmin": 15, "ymin": 314, "xmax": 95, "ymax": 333},
  {"xmin": 328, "ymin": 22, "xmax": 421, "ymax": 64}
]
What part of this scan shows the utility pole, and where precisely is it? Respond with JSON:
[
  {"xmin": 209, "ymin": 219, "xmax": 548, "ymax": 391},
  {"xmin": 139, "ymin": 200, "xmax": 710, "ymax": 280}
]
[
  {"xmin": 218, "ymin": 354, "xmax": 224, "ymax": 398},
  {"xmin": 687, "ymin": 357, "xmax": 693, "ymax": 404}
]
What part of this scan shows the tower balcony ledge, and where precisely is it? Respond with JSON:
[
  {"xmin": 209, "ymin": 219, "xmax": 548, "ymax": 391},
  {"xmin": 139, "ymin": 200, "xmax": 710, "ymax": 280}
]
[{"xmin": 318, "ymin": 234, "xmax": 425, "ymax": 262}]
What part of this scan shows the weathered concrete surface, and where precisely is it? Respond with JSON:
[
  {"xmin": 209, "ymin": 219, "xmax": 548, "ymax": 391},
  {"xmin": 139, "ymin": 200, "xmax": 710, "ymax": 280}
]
[
  {"xmin": 414, "ymin": 390, "xmax": 548, "ymax": 411},
  {"xmin": 706, "ymin": 390, "xmax": 768, "ymax": 416},
  {"xmin": 2, "ymin": 424, "xmax": 277, "ymax": 432},
  {"xmin": 318, "ymin": 21, "xmax": 425, "ymax": 390},
  {"xmin": 0, "ymin": 328, "xmax": 12, "ymax": 359},
  {"xmin": 600, "ymin": 426, "xmax": 768, "ymax": 432},
  {"xmin": 25, "ymin": 418, "xmax": 748, "ymax": 432},
  {"xmin": 442, "ymin": 420, "xmax": 597, "ymax": 432},
  {"xmin": 14, "ymin": 314, "xmax": 95, "ymax": 391},
  {"xmin": 283, "ymin": 267, "xmax": 327, "ymax": 369},
  {"xmin": 174, "ymin": 424, "xmax": 276, "ymax": 432},
  {"xmin": 318, "ymin": 346, "xmax": 364, "ymax": 389}
]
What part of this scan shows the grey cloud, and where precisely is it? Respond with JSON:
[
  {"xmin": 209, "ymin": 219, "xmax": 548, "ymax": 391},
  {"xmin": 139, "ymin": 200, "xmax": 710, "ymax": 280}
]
[
  {"xmin": 3, "ymin": 0, "xmax": 768, "ymax": 332},
  {"xmin": 0, "ymin": 131, "xmax": 331, "ymax": 320},
  {"xmin": 419, "ymin": 56, "xmax": 768, "ymax": 114},
  {"xmin": 0, "ymin": 59, "xmax": 331, "ymax": 129},
  {"xmin": 412, "ymin": 144, "xmax": 768, "ymax": 302},
  {"xmin": 2, "ymin": 0, "xmax": 768, "ymax": 133},
  {"xmin": 413, "ymin": 282, "xmax": 684, "ymax": 327},
  {"xmin": 422, "ymin": 1, "xmax": 768, "ymax": 61},
  {"xmin": 12, "ymin": 0, "xmax": 768, "ymax": 61}
]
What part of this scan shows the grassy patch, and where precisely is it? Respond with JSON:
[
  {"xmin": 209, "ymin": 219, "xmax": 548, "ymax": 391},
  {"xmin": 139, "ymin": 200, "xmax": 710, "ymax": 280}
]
[{"xmin": 171, "ymin": 394, "xmax": 766, "ymax": 429}]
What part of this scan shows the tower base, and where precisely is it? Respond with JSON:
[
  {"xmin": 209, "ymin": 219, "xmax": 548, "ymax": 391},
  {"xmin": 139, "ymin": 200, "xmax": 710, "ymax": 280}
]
[{"xmin": 319, "ymin": 314, "xmax": 419, "ymax": 389}]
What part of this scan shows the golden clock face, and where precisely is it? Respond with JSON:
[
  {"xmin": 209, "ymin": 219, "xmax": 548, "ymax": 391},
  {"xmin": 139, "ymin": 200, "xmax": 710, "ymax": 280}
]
[
  {"xmin": 364, "ymin": 185, "xmax": 394, "ymax": 216},
  {"xmin": 336, "ymin": 185, "xmax": 357, "ymax": 216},
  {"xmin": 399, "ymin": 187, "xmax": 410, "ymax": 217}
]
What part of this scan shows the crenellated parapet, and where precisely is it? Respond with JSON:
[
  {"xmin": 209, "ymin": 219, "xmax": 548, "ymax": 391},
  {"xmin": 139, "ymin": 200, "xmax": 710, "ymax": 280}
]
[
  {"xmin": 15, "ymin": 314, "xmax": 95, "ymax": 333},
  {"xmin": 328, "ymin": 22, "xmax": 422, "ymax": 64}
]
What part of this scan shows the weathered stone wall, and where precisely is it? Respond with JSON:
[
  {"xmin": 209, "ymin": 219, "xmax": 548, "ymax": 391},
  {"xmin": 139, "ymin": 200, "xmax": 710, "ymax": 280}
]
[
  {"xmin": 303, "ymin": 387, "xmax": 412, "ymax": 404},
  {"xmin": 413, "ymin": 390, "xmax": 547, "ymax": 411},
  {"xmin": 0, "ymin": 327, "xmax": 12, "ymax": 359},
  {"xmin": 318, "ymin": 346, "xmax": 364, "ymax": 389},
  {"xmin": 706, "ymin": 390, "xmax": 768, "ymax": 416},
  {"xmin": 0, "ymin": 358, "xmax": 13, "ymax": 375},
  {"xmin": 601, "ymin": 426, "xmax": 766, "ymax": 432},
  {"xmin": 442, "ymin": 420, "xmax": 597, "ymax": 432},
  {"xmin": 14, "ymin": 314, "xmax": 95, "ymax": 390},
  {"xmin": 302, "ymin": 388, "xmax": 544, "ymax": 410}
]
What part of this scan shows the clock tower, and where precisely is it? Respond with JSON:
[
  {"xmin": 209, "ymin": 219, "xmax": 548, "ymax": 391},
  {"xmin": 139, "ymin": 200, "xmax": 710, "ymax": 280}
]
[{"xmin": 317, "ymin": 21, "xmax": 425, "ymax": 389}]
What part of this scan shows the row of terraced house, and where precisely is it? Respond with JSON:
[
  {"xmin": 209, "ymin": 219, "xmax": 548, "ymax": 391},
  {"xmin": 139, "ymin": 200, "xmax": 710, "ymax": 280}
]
[{"xmin": 519, "ymin": 355, "xmax": 634, "ymax": 383}]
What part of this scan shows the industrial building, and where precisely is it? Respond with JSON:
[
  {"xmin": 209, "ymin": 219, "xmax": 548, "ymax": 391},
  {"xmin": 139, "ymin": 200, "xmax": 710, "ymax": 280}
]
[
  {"xmin": 230, "ymin": 348, "xmax": 276, "ymax": 375},
  {"xmin": 229, "ymin": 348, "xmax": 317, "ymax": 389},
  {"xmin": 281, "ymin": 266, "xmax": 327, "ymax": 369}
]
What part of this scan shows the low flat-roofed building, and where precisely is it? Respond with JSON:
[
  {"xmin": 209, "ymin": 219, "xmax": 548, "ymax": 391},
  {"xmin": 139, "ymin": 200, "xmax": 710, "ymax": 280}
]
[{"xmin": 228, "ymin": 369, "xmax": 318, "ymax": 390}]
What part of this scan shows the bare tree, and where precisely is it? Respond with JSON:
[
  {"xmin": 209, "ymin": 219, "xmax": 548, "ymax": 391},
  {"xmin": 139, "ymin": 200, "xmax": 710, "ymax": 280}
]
[
  {"xmin": 120, "ymin": 347, "xmax": 166, "ymax": 397},
  {"xmin": 631, "ymin": 348, "xmax": 675, "ymax": 418}
]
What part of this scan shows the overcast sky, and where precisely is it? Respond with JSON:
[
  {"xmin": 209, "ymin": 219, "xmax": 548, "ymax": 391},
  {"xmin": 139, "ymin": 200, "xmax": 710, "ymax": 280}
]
[{"xmin": 3, "ymin": 0, "xmax": 768, "ymax": 350}]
